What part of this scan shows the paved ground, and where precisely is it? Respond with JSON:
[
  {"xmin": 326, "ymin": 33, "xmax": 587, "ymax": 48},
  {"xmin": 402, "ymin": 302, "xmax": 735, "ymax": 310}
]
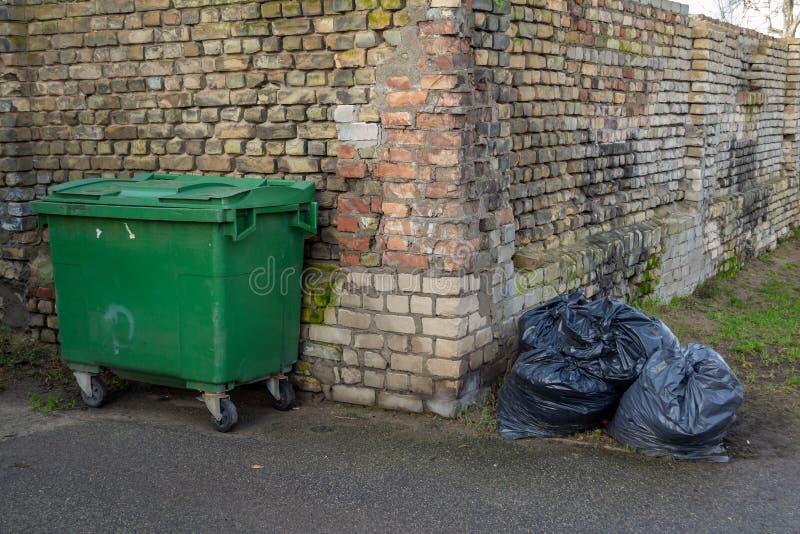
[{"xmin": 0, "ymin": 383, "xmax": 797, "ymax": 533}]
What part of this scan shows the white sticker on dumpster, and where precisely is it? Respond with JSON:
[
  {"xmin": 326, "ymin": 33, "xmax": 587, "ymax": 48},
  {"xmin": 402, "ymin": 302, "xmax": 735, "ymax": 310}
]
[{"xmin": 124, "ymin": 222, "xmax": 136, "ymax": 240}]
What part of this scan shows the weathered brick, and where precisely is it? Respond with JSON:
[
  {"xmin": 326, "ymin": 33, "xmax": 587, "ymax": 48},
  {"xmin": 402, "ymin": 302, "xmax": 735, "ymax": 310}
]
[
  {"xmin": 339, "ymin": 197, "xmax": 371, "ymax": 214},
  {"xmin": 68, "ymin": 65, "xmax": 102, "ymax": 80},
  {"xmin": 374, "ymin": 162, "xmax": 415, "ymax": 180},
  {"xmin": 91, "ymin": 156, "xmax": 124, "ymax": 170},
  {"xmin": 391, "ymin": 353, "xmax": 423, "ymax": 373},
  {"xmin": 215, "ymin": 123, "xmax": 255, "ymax": 138},
  {"xmin": 436, "ymin": 295, "xmax": 479, "ymax": 317},
  {"xmin": 277, "ymin": 89, "xmax": 316, "ymax": 105},
  {"xmin": 383, "ymin": 252, "xmax": 429, "ymax": 269},
  {"xmin": 254, "ymin": 53, "xmax": 294, "ymax": 69},
  {"xmin": 159, "ymin": 155, "xmax": 194, "ymax": 170},
  {"xmin": 256, "ymin": 123, "xmax": 297, "ymax": 139},
  {"xmin": 332, "ymin": 385, "xmax": 375, "ymax": 406},
  {"xmin": 105, "ymin": 125, "xmax": 138, "ymax": 140},
  {"xmin": 175, "ymin": 123, "xmax": 213, "ymax": 139},
  {"xmin": 337, "ymin": 162, "xmax": 367, "ymax": 178},
  {"xmin": 339, "ymin": 236, "xmax": 370, "ymax": 251},
  {"xmin": 335, "ymin": 50, "xmax": 366, "ymax": 68},
  {"xmin": 419, "ymin": 19, "xmax": 459, "ymax": 35},
  {"xmin": 236, "ymin": 157, "xmax": 276, "ymax": 174},
  {"xmin": 296, "ymin": 53, "xmax": 335, "ymax": 70},
  {"xmin": 364, "ymin": 370, "xmax": 385, "ymax": 388},
  {"xmin": 194, "ymin": 90, "xmax": 230, "ymax": 107},
  {"xmin": 192, "ymin": 23, "xmax": 230, "ymax": 41},
  {"xmin": 308, "ymin": 325, "xmax": 351, "ymax": 345},
  {"xmin": 278, "ymin": 157, "xmax": 320, "ymax": 173},
  {"xmin": 261, "ymin": 2, "xmax": 282, "ymax": 17},
  {"xmin": 196, "ymin": 155, "xmax": 233, "ymax": 172},
  {"xmin": 378, "ymin": 392, "xmax": 423, "ymax": 413},
  {"xmin": 356, "ymin": 334, "xmax": 384, "ymax": 350},
  {"xmin": 426, "ymin": 358, "xmax": 467, "ymax": 379},
  {"xmin": 421, "ymin": 74, "xmax": 458, "ymax": 90},
  {"xmin": 354, "ymin": 30, "xmax": 378, "ymax": 48},
  {"xmin": 216, "ymin": 57, "xmax": 250, "ymax": 71},
  {"xmin": 85, "ymin": 31, "xmax": 118, "ymax": 47},
  {"xmin": 124, "ymin": 156, "xmax": 158, "ymax": 170},
  {"xmin": 272, "ymin": 18, "xmax": 312, "ymax": 35},
  {"xmin": 367, "ymin": 9, "xmax": 391, "ymax": 29},
  {"xmin": 334, "ymin": 13, "xmax": 366, "ymax": 31},
  {"xmin": 435, "ymin": 336, "xmax": 475, "ymax": 359},
  {"xmin": 381, "ymin": 112, "xmax": 412, "ymax": 126},
  {"xmin": 98, "ymin": 0, "xmax": 134, "ymax": 14},
  {"xmin": 297, "ymin": 123, "xmax": 337, "ymax": 138},
  {"xmin": 135, "ymin": 0, "xmax": 171, "ymax": 10},
  {"xmin": 118, "ymin": 29, "xmax": 154, "ymax": 44},
  {"xmin": 338, "ymin": 309, "xmax": 372, "ymax": 329},
  {"xmin": 375, "ymin": 314, "xmax": 415, "ymax": 334}
]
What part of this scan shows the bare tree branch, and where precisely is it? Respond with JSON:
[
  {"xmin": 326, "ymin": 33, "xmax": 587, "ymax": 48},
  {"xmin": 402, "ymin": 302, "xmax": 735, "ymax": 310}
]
[
  {"xmin": 742, "ymin": 0, "xmax": 800, "ymax": 37},
  {"xmin": 715, "ymin": 0, "xmax": 750, "ymax": 25}
]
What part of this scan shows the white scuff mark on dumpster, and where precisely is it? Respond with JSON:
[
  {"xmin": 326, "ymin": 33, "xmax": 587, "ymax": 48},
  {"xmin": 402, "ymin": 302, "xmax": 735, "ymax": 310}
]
[
  {"xmin": 96, "ymin": 228, "xmax": 102, "ymax": 239},
  {"xmin": 104, "ymin": 304, "xmax": 135, "ymax": 356},
  {"xmin": 124, "ymin": 222, "xmax": 136, "ymax": 240}
]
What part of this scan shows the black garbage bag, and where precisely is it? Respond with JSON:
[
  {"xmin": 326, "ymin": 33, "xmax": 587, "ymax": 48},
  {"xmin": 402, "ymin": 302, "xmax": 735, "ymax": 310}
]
[
  {"xmin": 607, "ymin": 344, "xmax": 744, "ymax": 462},
  {"xmin": 518, "ymin": 291, "xmax": 589, "ymax": 352},
  {"xmin": 499, "ymin": 290, "xmax": 682, "ymax": 439},
  {"xmin": 497, "ymin": 347, "xmax": 619, "ymax": 439},
  {"xmin": 552, "ymin": 296, "xmax": 680, "ymax": 387},
  {"xmin": 519, "ymin": 292, "xmax": 679, "ymax": 386}
]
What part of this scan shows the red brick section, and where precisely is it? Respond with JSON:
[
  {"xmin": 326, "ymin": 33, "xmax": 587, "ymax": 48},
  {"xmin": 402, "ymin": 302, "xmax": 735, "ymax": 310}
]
[
  {"xmin": 371, "ymin": 4, "xmax": 477, "ymax": 273},
  {"xmin": 335, "ymin": 133, "xmax": 379, "ymax": 265},
  {"xmin": 335, "ymin": 2, "xmax": 479, "ymax": 272},
  {"xmin": 336, "ymin": 161, "xmax": 367, "ymax": 178}
]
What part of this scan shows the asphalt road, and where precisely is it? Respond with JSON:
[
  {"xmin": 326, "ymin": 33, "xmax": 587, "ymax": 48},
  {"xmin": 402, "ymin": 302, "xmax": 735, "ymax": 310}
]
[{"xmin": 0, "ymin": 384, "xmax": 797, "ymax": 533}]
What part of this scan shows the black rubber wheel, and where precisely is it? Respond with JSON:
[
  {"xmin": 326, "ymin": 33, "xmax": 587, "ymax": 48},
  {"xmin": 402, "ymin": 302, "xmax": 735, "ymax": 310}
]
[
  {"xmin": 80, "ymin": 376, "xmax": 107, "ymax": 408},
  {"xmin": 209, "ymin": 398, "xmax": 238, "ymax": 433},
  {"xmin": 271, "ymin": 380, "xmax": 295, "ymax": 411}
]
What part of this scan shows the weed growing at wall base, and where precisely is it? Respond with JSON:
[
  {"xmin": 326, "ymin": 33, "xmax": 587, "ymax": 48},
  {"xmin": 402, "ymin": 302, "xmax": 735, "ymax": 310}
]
[{"xmin": 0, "ymin": 329, "xmax": 72, "ymax": 393}]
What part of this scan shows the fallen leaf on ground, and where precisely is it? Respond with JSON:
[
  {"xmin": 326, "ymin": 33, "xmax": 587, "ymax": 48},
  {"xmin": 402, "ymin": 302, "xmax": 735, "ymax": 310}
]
[{"xmin": 250, "ymin": 464, "xmax": 264, "ymax": 469}]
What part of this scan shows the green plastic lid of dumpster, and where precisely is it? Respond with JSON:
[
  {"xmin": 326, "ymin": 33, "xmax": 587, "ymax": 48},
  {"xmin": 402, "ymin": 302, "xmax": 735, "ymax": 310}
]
[
  {"xmin": 33, "ymin": 173, "xmax": 315, "ymax": 210},
  {"xmin": 32, "ymin": 173, "xmax": 318, "ymax": 237}
]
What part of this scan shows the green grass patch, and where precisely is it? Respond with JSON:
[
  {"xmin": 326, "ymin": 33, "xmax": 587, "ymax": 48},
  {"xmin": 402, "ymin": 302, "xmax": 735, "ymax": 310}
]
[
  {"xmin": 642, "ymin": 237, "xmax": 800, "ymax": 385},
  {"xmin": 457, "ymin": 390, "xmax": 499, "ymax": 433},
  {"xmin": 29, "ymin": 393, "xmax": 76, "ymax": 413}
]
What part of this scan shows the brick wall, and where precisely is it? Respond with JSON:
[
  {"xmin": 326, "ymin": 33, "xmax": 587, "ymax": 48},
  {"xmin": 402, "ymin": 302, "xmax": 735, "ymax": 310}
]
[
  {"xmin": 500, "ymin": 6, "xmax": 800, "ymax": 312},
  {"xmin": 686, "ymin": 18, "xmax": 799, "ymax": 271},
  {"xmin": 1, "ymin": 0, "xmax": 799, "ymax": 416}
]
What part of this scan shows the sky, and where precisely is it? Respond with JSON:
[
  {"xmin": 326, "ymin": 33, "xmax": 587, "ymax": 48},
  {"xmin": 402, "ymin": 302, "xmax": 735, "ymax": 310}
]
[
  {"xmin": 683, "ymin": 0, "xmax": 778, "ymax": 34},
  {"xmin": 685, "ymin": 0, "xmax": 719, "ymax": 16}
]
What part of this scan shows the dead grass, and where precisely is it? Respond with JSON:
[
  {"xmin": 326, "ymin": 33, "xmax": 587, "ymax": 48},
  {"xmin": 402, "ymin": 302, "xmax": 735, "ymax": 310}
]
[{"xmin": 0, "ymin": 330, "xmax": 72, "ymax": 393}]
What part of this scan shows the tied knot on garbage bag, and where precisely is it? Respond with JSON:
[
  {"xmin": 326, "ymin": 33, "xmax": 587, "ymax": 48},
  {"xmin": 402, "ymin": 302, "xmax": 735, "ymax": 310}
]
[{"xmin": 498, "ymin": 290, "xmax": 743, "ymax": 462}]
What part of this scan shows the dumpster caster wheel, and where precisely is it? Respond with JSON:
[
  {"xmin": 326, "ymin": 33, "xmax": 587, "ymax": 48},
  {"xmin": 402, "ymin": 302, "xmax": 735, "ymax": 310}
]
[
  {"xmin": 271, "ymin": 380, "xmax": 295, "ymax": 411},
  {"xmin": 80, "ymin": 376, "xmax": 107, "ymax": 408},
  {"xmin": 209, "ymin": 398, "xmax": 238, "ymax": 433}
]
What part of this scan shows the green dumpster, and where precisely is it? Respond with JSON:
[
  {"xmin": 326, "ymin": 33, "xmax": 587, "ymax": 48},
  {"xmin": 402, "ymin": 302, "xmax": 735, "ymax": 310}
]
[{"xmin": 32, "ymin": 172, "xmax": 317, "ymax": 432}]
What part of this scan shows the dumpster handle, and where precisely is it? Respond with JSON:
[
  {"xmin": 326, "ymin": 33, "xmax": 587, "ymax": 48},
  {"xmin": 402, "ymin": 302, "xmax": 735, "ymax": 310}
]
[
  {"xmin": 230, "ymin": 208, "xmax": 257, "ymax": 241},
  {"xmin": 291, "ymin": 202, "xmax": 318, "ymax": 236}
]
